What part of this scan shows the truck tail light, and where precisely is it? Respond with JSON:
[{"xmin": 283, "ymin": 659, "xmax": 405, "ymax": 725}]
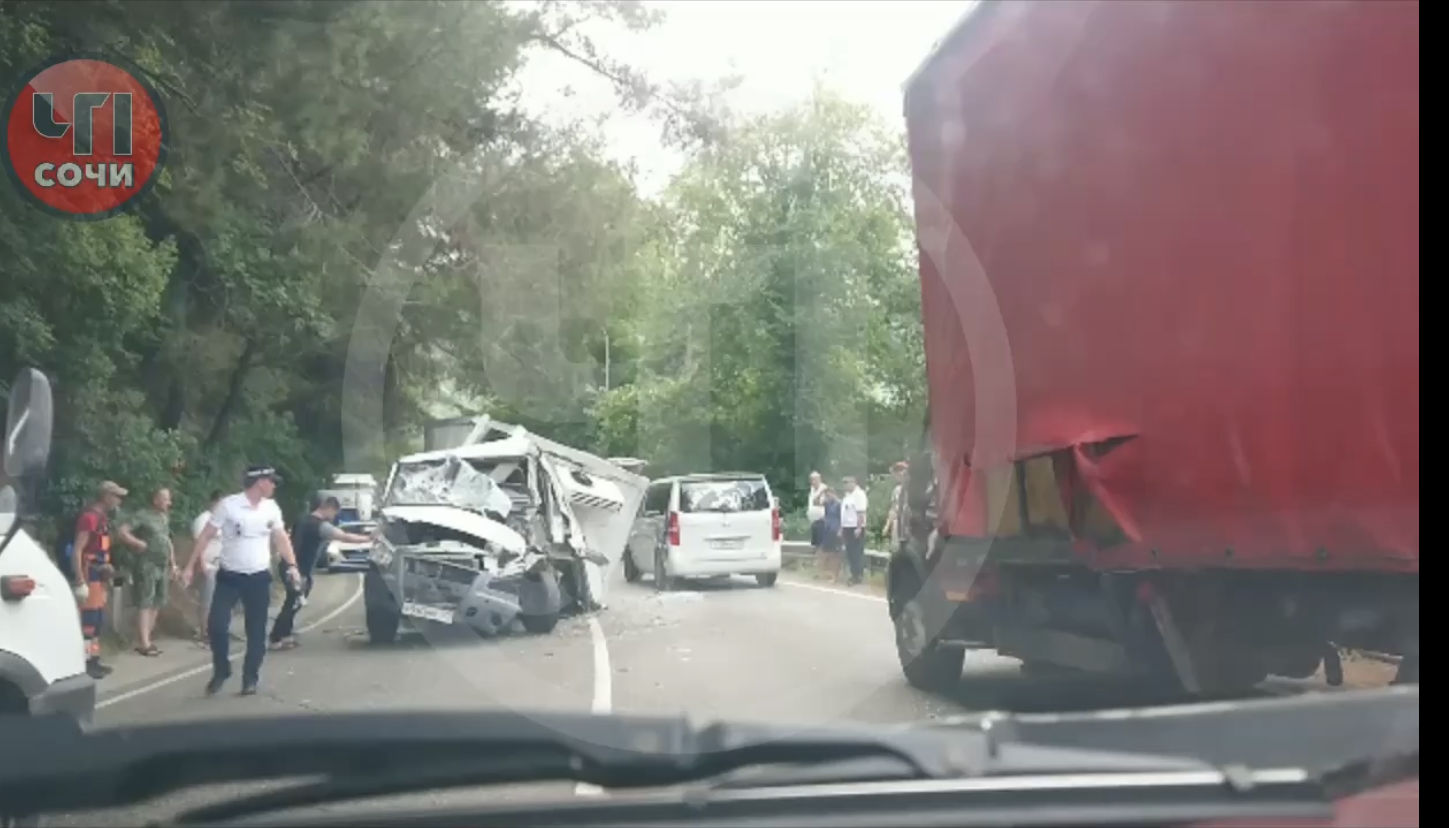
[
  {"xmin": 771, "ymin": 506, "xmax": 782, "ymax": 541},
  {"xmin": 1, "ymin": 575, "xmax": 36, "ymax": 601},
  {"xmin": 667, "ymin": 511, "xmax": 681, "ymax": 546}
]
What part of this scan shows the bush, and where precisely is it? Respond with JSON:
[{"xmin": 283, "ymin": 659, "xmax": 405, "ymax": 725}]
[
  {"xmin": 865, "ymin": 473, "xmax": 900, "ymax": 549},
  {"xmin": 782, "ymin": 509, "xmax": 813, "ymax": 543}
]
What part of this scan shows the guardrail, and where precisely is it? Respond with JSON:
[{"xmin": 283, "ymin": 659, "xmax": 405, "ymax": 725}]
[{"xmin": 781, "ymin": 541, "xmax": 889, "ymax": 573}]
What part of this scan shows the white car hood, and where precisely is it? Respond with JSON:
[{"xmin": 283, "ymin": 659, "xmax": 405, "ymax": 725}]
[{"xmin": 379, "ymin": 505, "xmax": 527, "ymax": 555}]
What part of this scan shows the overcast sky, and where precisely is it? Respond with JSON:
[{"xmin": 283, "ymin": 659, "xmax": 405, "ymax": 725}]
[{"xmin": 513, "ymin": 0, "xmax": 975, "ymax": 194}]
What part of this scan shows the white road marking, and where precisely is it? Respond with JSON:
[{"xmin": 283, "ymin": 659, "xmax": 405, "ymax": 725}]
[
  {"xmin": 587, "ymin": 616, "xmax": 613, "ymax": 715},
  {"xmin": 96, "ymin": 574, "xmax": 365, "ymax": 710},
  {"xmin": 782, "ymin": 579, "xmax": 887, "ymax": 604},
  {"xmin": 575, "ymin": 616, "xmax": 613, "ymax": 797}
]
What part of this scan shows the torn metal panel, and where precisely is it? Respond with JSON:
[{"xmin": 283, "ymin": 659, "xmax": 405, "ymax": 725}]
[{"xmin": 379, "ymin": 504, "xmax": 527, "ymax": 554}]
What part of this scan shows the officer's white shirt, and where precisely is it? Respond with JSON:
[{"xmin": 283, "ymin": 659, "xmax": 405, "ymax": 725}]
[{"xmin": 209, "ymin": 493, "xmax": 285, "ymax": 574}]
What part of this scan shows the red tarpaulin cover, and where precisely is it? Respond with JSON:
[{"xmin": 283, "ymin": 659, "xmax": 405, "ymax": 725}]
[{"xmin": 905, "ymin": 0, "xmax": 1418, "ymax": 572}]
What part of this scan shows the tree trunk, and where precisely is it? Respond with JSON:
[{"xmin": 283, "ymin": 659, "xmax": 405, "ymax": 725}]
[{"xmin": 205, "ymin": 337, "xmax": 258, "ymax": 446}]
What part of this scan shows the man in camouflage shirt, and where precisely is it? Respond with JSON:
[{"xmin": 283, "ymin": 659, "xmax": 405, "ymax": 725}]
[{"xmin": 117, "ymin": 487, "xmax": 178, "ymax": 656}]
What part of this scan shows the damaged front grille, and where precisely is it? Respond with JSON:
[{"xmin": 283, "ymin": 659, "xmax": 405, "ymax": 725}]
[
  {"xmin": 401, "ymin": 554, "xmax": 479, "ymax": 605},
  {"xmin": 404, "ymin": 556, "xmax": 478, "ymax": 585}
]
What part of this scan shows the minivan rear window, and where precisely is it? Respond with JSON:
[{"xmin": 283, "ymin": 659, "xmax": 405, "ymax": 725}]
[{"xmin": 679, "ymin": 478, "xmax": 771, "ymax": 513}]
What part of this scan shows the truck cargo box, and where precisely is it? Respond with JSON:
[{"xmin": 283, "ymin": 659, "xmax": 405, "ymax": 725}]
[{"xmin": 904, "ymin": 0, "xmax": 1417, "ymax": 573}]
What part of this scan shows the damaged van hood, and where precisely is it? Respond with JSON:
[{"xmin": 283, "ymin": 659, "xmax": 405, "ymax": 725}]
[{"xmin": 379, "ymin": 505, "xmax": 527, "ymax": 555}]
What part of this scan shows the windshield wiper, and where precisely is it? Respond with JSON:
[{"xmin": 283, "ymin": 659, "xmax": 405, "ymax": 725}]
[{"xmin": 1, "ymin": 708, "xmax": 1220, "ymax": 824}]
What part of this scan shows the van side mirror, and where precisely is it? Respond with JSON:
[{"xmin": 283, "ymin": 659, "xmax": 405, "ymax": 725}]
[
  {"xmin": 4, "ymin": 368, "xmax": 53, "ymax": 482},
  {"xmin": 2, "ymin": 368, "xmax": 54, "ymax": 537}
]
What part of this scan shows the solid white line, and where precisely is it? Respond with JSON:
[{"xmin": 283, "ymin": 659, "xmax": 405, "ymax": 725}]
[
  {"xmin": 96, "ymin": 573, "xmax": 365, "ymax": 710},
  {"xmin": 587, "ymin": 616, "xmax": 612, "ymax": 714},
  {"xmin": 574, "ymin": 616, "xmax": 614, "ymax": 797},
  {"xmin": 781, "ymin": 579, "xmax": 888, "ymax": 604}
]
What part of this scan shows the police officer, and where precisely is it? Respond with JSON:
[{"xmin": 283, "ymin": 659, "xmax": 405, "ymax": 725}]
[{"xmin": 183, "ymin": 465, "xmax": 302, "ymax": 696}]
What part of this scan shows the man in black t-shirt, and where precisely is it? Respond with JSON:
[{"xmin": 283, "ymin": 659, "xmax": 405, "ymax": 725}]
[{"xmin": 269, "ymin": 494, "xmax": 373, "ymax": 649}]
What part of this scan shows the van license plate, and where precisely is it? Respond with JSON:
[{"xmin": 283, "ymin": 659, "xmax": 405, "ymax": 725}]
[
  {"xmin": 709, "ymin": 538, "xmax": 745, "ymax": 550},
  {"xmin": 402, "ymin": 602, "xmax": 455, "ymax": 624}
]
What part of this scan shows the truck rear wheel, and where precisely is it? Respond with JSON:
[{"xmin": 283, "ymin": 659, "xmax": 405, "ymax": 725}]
[
  {"xmin": 892, "ymin": 573, "xmax": 963, "ymax": 693},
  {"xmin": 623, "ymin": 550, "xmax": 642, "ymax": 583}
]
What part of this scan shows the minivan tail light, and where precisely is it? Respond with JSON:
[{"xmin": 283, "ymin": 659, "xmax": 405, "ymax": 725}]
[
  {"xmin": 771, "ymin": 506, "xmax": 781, "ymax": 541},
  {"xmin": 667, "ymin": 511, "xmax": 681, "ymax": 546},
  {"xmin": 1, "ymin": 575, "xmax": 36, "ymax": 601}
]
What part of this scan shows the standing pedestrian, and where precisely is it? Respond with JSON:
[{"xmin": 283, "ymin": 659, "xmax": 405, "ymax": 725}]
[
  {"xmin": 72, "ymin": 481, "xmax": 126, "ymax": 679},
  {"xmin": 886, "ymin": 461, "xmax": 909, "ymax": 553},
  {"xmin": 806, "ymin": 471, "xmax": 827, "ymax": 562},
  {"xmin": 269, "ymin": 494, "xmax": 372, "ymax": 650},
  {"xmin": 116, "ymin": 487, "xmax": 178, "ymax": 657},
  {"xmin": 839, "ymin": 476, "xmax": 870, "ymax": 586},
  {"xmin": 190, "ymin": 490, "xmax": 224, "ymax": 645},
  {"xmin": 182, "ymin": 465, "xmax": 302, "ymax": 696},
  {"xmin": 820, "ymin": 487, "xmax": 843, "ymax": 582}
]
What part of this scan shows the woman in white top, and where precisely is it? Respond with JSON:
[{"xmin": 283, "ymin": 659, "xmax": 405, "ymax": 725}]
[
  {"xmin": 807, "ymin": 471, "xmax": 827, "ymax": 554},
  {"xmin": 191, "ymin": 490, "xmax": 224, "ymax": 644}
]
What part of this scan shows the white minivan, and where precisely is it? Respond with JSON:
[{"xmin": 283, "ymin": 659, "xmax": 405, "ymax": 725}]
[{"xmin": 623, "ymin": 474, "xmax": 782, "ymax": 589}]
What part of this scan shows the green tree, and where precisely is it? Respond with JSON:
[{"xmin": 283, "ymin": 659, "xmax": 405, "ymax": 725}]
[
  {"xmin": 599, "ymin": 90, "xmax": 926, "ymax": 510},
  {"xmin": 0, "ymin": 0, "xmax": 674, "ymax": 531}
]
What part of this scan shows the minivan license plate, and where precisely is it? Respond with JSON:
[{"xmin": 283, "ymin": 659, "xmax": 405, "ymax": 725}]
[{"xmin": 402, "ymin": 602, "xmax": 455, "ymax": 625}]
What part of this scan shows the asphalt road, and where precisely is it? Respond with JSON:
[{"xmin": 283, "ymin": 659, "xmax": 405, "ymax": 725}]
[{"xmin": 47, "ymin": 566, "xmax": 1343, "ymax": 824}]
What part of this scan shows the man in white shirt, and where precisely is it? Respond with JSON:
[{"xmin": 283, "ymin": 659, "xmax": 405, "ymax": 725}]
[
  {"xmin": 190, "ymin": 490, "xmax": 224, "ymax": 643},
  {"xmin": 183, "ymin": 465, "xmax": 301, "ymax": 696},
  {"xmin": 839, "ymin": 476, "xmax": 870, "ymax": 586}
]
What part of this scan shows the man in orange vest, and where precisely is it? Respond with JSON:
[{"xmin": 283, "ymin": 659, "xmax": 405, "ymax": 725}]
[{"xmin": 73, "ymin": 481, "xmax": 126, "ymax": 679}]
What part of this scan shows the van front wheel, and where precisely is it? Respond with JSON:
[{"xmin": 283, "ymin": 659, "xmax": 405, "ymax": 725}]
[{"xmin": 364, "ymin": 568, "xmax": 400, "ymax": 645}]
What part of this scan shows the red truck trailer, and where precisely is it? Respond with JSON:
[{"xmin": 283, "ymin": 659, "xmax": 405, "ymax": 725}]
[{"xmin": 890, "ymin": 0, "xmax": 1418, "ymax": 695}]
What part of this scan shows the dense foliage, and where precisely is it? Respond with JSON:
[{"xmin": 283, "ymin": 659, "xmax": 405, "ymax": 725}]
[{"xmin": 0, "ymin": 0, "xmax": 926, "ymax": 544}]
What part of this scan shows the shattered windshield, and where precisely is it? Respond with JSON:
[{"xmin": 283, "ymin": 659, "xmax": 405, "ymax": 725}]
[
  {"xmin": 387, "ymin": 456, "xmax": 514, "ymax": 518},
  {"xmin": 680, "ymin": 479, "xmax": 771, "ymax": 513}
]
